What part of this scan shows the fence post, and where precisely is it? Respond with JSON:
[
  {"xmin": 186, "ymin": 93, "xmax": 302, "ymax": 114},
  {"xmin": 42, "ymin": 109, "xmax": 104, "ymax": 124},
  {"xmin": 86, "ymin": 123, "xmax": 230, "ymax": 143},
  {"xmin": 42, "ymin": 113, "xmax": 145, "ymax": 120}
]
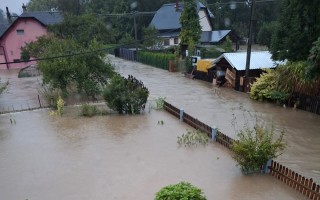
[
  {"xmin": 212, "ymin": 126, "xmax": 217, "ymax": 141},
  {"xmin": 38, "ymin": 95, "xmax": 42, "ymax": 107},
  {"xmin": 179, "ymin": 108, "xmax": 184, "ymax": 122},
  {"xmin": 264, "ymin": 159, "xmax": 272, "ymax": 174}
]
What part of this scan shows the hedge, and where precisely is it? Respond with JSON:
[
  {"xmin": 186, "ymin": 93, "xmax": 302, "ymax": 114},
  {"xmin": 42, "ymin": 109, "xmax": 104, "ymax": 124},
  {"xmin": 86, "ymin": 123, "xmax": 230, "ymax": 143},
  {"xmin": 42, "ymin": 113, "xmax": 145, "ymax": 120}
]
[{"xmin": 137, "ymin": 51, "xmax": 175, "ymax": 70}]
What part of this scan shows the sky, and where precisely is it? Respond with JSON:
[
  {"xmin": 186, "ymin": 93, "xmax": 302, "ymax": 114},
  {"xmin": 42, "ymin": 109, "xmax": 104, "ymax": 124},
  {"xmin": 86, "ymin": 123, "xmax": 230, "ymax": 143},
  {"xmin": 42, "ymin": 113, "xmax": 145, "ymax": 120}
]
[{"xmin": 1, "ymin": 0, "xmax": 29, "ymax": 15}]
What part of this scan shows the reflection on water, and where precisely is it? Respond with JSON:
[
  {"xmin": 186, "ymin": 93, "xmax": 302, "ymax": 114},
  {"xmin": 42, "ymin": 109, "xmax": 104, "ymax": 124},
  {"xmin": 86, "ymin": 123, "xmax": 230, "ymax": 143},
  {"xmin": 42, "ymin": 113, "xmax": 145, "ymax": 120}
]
[
  {"xmin": 111, "ymin": 56, "xmax": 320, "ymax": 183},
  {"xmin": 0, "ymin": 109, "xmax": 304, "ymax": 200}
]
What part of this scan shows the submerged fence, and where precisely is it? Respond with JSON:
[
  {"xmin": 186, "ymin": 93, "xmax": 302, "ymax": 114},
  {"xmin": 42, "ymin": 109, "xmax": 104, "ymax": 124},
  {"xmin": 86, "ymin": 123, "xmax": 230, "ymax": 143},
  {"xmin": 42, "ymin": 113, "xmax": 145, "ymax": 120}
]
[
  {"xmin": 114, "ymin": 48, "xmax": 137, "ymax": 61},
  {"xmin": 295, "ymin": 93, "xmax": 320, "ymax": 115},
  {"xmin": 163, "ymin": 101, "xmax": 320, "ymax": 200}
]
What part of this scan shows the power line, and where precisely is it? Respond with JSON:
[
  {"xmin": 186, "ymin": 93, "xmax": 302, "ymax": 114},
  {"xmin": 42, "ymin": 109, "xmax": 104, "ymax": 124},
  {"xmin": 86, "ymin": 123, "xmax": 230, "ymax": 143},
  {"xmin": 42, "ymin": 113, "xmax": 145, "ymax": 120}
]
[{"xmin": 0, "ymin": 14, "xmax": 209, "ymax": 66}]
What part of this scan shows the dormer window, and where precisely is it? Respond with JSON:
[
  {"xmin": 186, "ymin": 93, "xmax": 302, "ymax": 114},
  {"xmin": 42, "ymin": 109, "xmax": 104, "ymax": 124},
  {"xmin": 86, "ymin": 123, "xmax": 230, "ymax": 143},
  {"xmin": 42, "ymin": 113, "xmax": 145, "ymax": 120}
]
[{"xmin": 16, "ymin": 29, "xmax": 24, "ymax": 35}]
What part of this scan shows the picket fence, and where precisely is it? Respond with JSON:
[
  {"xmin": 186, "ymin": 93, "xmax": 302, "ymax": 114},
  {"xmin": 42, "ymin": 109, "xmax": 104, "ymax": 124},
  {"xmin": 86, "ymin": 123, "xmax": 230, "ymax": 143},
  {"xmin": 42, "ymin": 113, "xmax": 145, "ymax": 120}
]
[{"xmin": 163, "ymin": 101, "xmax": 320, "ymax": 200}]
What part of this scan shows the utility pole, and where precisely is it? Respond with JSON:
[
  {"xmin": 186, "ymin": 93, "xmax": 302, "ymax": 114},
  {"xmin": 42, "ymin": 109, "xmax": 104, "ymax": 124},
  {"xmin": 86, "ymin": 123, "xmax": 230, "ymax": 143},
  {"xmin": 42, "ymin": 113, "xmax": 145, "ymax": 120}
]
[{"xmin": 245, "ymin": 0, "xmax": 256, "ymax": 91}]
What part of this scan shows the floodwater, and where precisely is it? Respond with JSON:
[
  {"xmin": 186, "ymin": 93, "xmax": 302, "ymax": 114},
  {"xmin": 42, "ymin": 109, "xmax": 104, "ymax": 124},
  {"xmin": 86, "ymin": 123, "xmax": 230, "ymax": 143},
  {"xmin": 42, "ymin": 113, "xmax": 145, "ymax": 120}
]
[
  {"xmin": 0, "ymin": 56, "xmax": 318, "ymax": 199},
  {"xmin": 109, "ymin": 56, "xmax": 320, "ymax": 183},
  {"xmin": 0, "ymin": 108, "xmax": 304, "ymax": 200}
]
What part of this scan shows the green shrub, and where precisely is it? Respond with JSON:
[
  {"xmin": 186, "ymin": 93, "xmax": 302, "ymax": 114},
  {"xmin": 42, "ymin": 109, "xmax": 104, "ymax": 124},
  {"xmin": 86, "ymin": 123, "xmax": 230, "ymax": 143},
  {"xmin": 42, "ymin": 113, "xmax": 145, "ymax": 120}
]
[
  {"xmin": 250, "ymin": 69, "xmax": 288, "ymax": 104},
  {"xmin": 81, "ymin": 103, "xmax": 98, "ymax": 117},
  {"xmin": 137, "ymin": 51, "xmax": 175, "ymax": 70},
  {"xmin": 57, "ymin": 96, "xmax": 64, "ymax": 116},
  {"xmin": 232, "ymin": 122, "xmax": 286, "ymax": 174},
  {"xmin": 155, "ymin": 182, "xmax": 206, "ymax": 200},
  {"xmin": 103, "ymin": 74, "xmax": 149, "ymax": 114},
  {"xmin": 154, "ymin": 97, "xmax": 166, "ymax": 110},
  {"xmin": 177, "ymin": 129, "xmax": 210, "ymax": 147}
]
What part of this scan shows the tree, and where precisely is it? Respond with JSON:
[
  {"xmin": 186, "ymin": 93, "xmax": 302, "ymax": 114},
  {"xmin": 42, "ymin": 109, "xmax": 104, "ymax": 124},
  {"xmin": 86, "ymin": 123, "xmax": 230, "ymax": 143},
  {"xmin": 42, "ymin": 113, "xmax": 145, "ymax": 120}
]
[
  {"xmin": 48, "ymin": 14, "xmax": 116, "ymax": 46},
  {"xmin": 27, "ymin": 0, "xmax": 58, "ymax": 11},
  {"xmin": 271, "ymin": 0, "xmax": 320, "ymax": 61},
  {"xmin": 257, "ymin": 21, "xmax": 278, "ymax": 48},
  {"xmin": 142, "ymin": 26, "xmax": 162, "ymax": 49},
  {"xmin": 103, "ymin": 74, "xmax": 149, "ymax": 114},
  {"xmin": 179, "ymin": 0, "xmax": 201, "ymax": 56},
  {"xmin": 23, "ymin": 37, "xmax": 114, "ymax": 97},
  {"xmin": 111, "ymin": 0, "xmax": 132, "ymax": 43},
  {"xmin": 307, "ymin": 37, "xmax": 320, "ymax": 80}
]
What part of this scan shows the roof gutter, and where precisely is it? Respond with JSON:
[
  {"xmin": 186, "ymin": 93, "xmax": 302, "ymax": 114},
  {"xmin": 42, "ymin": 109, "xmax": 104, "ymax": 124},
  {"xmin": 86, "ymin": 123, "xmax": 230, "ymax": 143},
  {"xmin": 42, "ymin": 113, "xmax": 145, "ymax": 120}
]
[{"xmin": 0, "ymin": 45, "xmax": 9, "ymax": 69}]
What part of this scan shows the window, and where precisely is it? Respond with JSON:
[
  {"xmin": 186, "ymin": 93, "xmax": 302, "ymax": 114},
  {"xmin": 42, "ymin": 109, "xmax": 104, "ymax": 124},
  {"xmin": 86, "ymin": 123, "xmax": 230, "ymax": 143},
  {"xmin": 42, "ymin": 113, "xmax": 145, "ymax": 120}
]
[
  {"xmin": 164, "ymin": 39, "xmax": 170, "ymax": 46},
  {"xmin": 16, "ymin": 29, "xmax": 24, "ymax": 35},
  {"xmin": 174, "ymin": 37, "xmax": 179, "ymax": 44}
]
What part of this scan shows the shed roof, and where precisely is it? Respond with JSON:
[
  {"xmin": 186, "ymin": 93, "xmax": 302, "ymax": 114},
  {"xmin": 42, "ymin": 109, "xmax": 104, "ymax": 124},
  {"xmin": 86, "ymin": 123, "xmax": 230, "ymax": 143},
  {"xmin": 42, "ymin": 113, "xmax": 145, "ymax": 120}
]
[
  {"xmin": 150, "ymin": 1, "xmax": 214, "ymax": 31},
  {"xmin": 214, "ymin": 51, "xmax": 285, "ymax": 71}
]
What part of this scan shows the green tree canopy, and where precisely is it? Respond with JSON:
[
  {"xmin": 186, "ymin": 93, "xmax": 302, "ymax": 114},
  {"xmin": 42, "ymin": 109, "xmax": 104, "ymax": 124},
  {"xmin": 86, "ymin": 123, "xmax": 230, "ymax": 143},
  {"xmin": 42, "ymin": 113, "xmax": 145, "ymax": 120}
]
[
  {"xmin": 257, "ymin": 21, "xmax": 278, "ymax": 49},
  {"xmin": 48, "ymin": 14, "xmax": 115, "ymax": 46},
  {"xmin": 179, "ymin": 0, "xmax": 201, "ymax": 50},
  {"xmin": 271, "ymin": 0, "xmax": 320, "ymax": 61},
  {"xmin": 22, "ymin": 36, "xmax": 114, "ymax": 97},
  {"xmin": 307, "ymin": 37, "xmax": 320, "ymax": 80}
]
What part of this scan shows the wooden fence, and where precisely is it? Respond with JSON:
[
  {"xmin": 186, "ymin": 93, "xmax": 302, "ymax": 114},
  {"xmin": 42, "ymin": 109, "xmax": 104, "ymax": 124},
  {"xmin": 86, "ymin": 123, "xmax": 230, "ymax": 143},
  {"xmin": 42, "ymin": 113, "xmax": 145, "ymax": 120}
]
[
  {"xmin": 114, "ymin": 48, "xmax": 137, "ymax": 61},
  {"xmin": 270, "ymin": 161, "xmax": 320, "ymax": 200},
  {"xmin": 295, "ymin": 93, "xmax": 320, "ymax": 115},
  {"xmin": 163, "ymin": 100, "xmax": 320, "ymax": 199}
]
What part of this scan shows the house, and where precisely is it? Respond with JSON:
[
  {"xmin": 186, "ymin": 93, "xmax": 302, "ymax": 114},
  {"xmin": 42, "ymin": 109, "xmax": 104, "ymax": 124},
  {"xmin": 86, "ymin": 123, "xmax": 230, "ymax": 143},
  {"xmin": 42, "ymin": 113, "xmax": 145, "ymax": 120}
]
[
  {"xmin": 0, "ymin": 11, "xmax": 63, "ymax": 69},
  {"xmin": 149, "ymin": 1, "xmax": 214, "ymax": 47},
  {"xmin": 213, "ymin": 51, "xmax": 285, "ymax": 92}
]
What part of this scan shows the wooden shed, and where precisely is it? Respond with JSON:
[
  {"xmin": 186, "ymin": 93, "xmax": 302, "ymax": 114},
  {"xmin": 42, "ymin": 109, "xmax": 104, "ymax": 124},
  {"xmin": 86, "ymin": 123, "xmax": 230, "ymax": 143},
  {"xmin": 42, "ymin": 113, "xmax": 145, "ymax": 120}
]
[{"xmin": 214, "ymin": 51, "xmax": 285, "ymax": 92}]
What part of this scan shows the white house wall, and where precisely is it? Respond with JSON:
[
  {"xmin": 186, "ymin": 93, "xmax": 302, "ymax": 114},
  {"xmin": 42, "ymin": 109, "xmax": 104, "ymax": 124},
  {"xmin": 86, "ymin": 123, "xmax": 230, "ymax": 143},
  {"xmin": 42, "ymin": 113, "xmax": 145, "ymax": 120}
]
[{"xmin": 198, "ymin": 10, "xmax": 212, "ymax": 31}]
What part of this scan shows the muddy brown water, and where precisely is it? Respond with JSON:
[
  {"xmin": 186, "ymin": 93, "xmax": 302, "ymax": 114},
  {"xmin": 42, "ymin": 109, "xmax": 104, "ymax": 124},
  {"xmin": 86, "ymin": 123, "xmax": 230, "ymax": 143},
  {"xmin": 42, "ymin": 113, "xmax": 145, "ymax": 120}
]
[
  {"xmin": 110, "ymin": 56, "xmax": 320, "ymax": 183},
  {"xmin": 0, "ymin": 56, "xmax": 318, "ymax": 199},
  {"xmin": 0, "ymin": 108, "xmax": 304, "ymax": 200}
]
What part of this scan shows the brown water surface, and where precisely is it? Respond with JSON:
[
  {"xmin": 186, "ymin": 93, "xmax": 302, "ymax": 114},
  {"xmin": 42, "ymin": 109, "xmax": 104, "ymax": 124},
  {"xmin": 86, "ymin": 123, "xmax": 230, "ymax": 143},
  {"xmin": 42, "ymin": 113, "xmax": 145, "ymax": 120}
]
[
  {"xmin": 110, "ymin": 56, "xmax": 320, "ymax": 183},
  {"xmin": 0, "ymin": 108, "xmax": 304, "ymax": 200}
]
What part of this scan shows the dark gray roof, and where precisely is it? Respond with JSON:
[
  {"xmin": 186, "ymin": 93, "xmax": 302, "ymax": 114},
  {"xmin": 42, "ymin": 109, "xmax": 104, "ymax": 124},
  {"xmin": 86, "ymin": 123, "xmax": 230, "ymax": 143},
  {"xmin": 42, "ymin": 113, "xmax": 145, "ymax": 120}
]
[
  {"xmin": 0, "ymin": 24, "xmax": 10, "ymax": 37},
  {"xmin": 150, "ymin": 1, "xmax": 214, "ymax": 31},
  {"xmin": 19, "ymin": 11, "xmax": 63, "ymax": 25},
  {"xmin": 200, "ymin": 30, "xmax": 231, "ymax": 43}
]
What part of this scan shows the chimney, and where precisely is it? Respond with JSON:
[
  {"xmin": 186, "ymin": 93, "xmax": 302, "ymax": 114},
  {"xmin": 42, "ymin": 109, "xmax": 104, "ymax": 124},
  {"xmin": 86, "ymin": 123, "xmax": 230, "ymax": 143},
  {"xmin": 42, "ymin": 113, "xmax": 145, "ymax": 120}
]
[
  {"xmin": 6, "ymin": 7, "xmax": 12, "ymax": 24},
  {"xmin": 22, "ymin": 3, "xmax": 27, "ymax": 12},
  {"xmin": 175, "ymin": 0, "xmax": 179, "ymax": 11}
]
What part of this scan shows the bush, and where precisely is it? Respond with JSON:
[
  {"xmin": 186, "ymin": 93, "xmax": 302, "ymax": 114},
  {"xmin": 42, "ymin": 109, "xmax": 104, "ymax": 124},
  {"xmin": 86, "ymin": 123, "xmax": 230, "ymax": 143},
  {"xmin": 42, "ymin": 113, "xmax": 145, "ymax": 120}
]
[
  {"xmin": 250, "ymin": 69, "xmax": 288, "ymax": 104},
  {"xmin": 137, "ymin": 51, "xmax": 175, "ymax": 70},
  {"xmin": 81, "ymin": 103, "xmax": 98, "ymax": 117},
  {"xmin": 103, "ymin": 74, "xmax": 149, "ymax": 114},
  {"xmin": 177, "ymin": 129, "xmax": 210, "ymax": 147},
  {"xmin": 155, "ymin": 182, "xmax": 206, "ymax": 200},
  {"xmin": 232, "ymin": 122, "xmax": 286, "ymax": 174}
]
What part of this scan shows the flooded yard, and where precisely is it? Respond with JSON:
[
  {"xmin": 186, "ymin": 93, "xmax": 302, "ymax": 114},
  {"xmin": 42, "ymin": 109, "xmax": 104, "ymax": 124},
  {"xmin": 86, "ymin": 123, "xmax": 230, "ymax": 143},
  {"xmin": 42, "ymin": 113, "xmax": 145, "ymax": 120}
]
[
  {"xmin": 110, "ymin": 56, "xmax": 320, "ymax": 183},
  {"xmin": 0, "ymin": 108, "xmax": 303, "ymax": 200},
  {"xmin": 0, "ymin": 56, "xmax": 318, "ymax": 199}
]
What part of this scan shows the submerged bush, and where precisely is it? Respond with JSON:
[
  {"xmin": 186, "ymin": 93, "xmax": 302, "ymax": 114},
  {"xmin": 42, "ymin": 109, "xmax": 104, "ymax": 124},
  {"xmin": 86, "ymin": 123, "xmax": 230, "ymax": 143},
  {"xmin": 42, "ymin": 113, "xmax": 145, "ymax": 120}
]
[
  {"xmin": 155, "ymin": 182, "xmax": 206, "ymax": 200},
  {"xmin": 177, "ymin": 129, "xmax": 210, "ymax": 147},
  {"xmin": 81, "ymin": 103, "xmax": 98, "ymax": 117},
  {"xmin": 103, "ymin": 74, "xmax": 149, "ymax": 114},
  {"xmin": 232, "ymin": 122, "xmax": 286, "ymax": 174}
]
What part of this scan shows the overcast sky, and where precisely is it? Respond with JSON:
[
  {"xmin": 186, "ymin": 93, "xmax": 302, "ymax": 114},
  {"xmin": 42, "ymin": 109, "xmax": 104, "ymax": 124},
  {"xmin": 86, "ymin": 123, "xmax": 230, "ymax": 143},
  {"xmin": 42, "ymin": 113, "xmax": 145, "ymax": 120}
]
[{"xmin": 1, "ymin": 0, "xmax": 30, "ymax": 15}]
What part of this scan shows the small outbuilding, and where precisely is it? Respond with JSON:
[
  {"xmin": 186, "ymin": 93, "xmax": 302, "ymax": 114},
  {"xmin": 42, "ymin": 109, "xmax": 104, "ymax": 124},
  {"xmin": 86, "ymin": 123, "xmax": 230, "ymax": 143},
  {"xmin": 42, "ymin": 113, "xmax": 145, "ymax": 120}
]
[{"xmin": 214, "ymin": 51, "xmax": 285, "ymax": 92}]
